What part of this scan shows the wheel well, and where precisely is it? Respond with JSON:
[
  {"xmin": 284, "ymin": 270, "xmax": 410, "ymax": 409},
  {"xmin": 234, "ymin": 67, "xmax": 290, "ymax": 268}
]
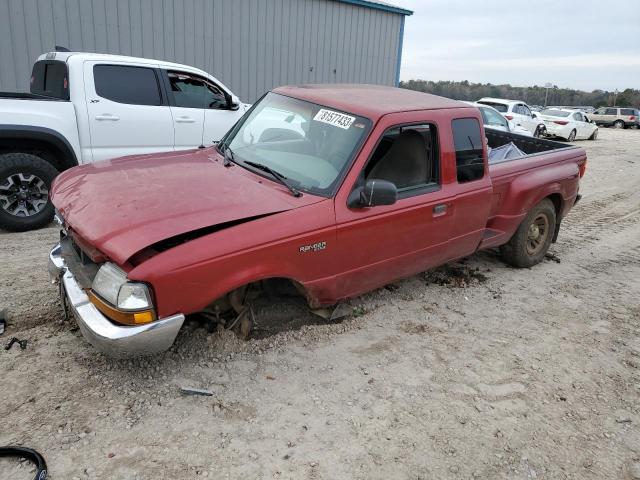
[
  {"xmin": 546, "ymin": 193, "xmax": 563, "ymax": 217},
  {"xmin": 205, "ymin": 277, "xmax": 316, "ymax": 315},
  {"xmin": 0, "ymin": 138, "xmax": 74, "ymax": 172}
]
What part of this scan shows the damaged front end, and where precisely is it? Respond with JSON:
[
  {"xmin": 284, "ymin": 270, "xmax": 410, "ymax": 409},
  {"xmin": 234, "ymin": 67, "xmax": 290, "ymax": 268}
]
[{"xmin": 49, "ymin": 231, "xmax": 184, "ymax": 357}]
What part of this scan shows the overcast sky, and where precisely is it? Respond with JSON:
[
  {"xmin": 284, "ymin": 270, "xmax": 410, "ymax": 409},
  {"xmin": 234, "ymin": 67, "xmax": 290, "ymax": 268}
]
[{"xmin": 397, "ymin": 0, "xmax": 640, "ymax": 91}]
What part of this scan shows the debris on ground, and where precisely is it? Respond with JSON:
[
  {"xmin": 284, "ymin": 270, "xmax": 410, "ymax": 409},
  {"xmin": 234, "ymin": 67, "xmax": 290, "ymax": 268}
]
[
  {"xmin": 4, "ymin": 337, "xmax": 27, "ymax": 351},
  {"xmin": 179, "ymin": 387, "xmax": 214, "ymax": 397},
  {"xmin": 545, "ymin": 252, "xmax": 562, "ymax": 263},
  {"xmin": 0, "ymin": 309, "xmax": 5, "ymax": 335},
  {"xmin": 422, "ymin": 264, "xmax": 488, "ymax": 287}
]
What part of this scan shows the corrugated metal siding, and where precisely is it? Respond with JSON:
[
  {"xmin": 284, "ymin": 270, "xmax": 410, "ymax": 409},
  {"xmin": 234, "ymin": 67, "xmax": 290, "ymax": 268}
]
[{"xmin": 0, "ymin": 0, "xmax": 403, "ymax": 102}]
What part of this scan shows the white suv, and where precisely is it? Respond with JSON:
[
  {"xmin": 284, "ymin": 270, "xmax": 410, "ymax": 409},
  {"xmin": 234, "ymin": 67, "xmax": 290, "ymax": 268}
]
[{"xmin": 477, "ymin": 98, "xmax": 545, "ymax": 137}]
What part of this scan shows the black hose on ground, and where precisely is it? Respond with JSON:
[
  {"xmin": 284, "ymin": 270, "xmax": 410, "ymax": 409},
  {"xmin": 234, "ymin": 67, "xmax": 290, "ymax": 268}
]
[{"xmin": 0, "ymin": 446, "xmax": 47, "ymax": 479}]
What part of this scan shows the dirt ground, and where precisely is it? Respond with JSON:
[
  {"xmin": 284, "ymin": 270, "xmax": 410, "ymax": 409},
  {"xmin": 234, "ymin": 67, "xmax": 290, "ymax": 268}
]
[{"xmin": 1, "ymin": 128, "xmax": 639, "ymax": 479}]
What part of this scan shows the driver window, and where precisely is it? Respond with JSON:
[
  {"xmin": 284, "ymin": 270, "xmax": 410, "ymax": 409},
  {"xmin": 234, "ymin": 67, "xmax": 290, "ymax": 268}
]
[
  {"xmin": 167, "ymin": 71, "xmax": 228, "ymax": 110},
  {"xmin": 365, "ymin": 124, "xmax": 439, "ymax": 194}
]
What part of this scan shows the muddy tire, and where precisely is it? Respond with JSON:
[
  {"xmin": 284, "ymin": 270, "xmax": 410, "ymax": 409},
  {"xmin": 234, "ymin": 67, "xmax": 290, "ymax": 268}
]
[
  {"xmin": 588, "ymin": 129, "xmax": 598, "ymax": 140},
  {"xmin": 500, "ymin": 198, "xmax": 556, "ymax": 268},
  {"xmin": 567, "ymin": 129, "xmax": 577, "ymax": 142},
  {"xmin": 0, "ymin": 153, "xmax": 58, "ymax": 232},
  {"xmin": 613, "ymin": 120, "xmax": 625, "ymax": 129}
]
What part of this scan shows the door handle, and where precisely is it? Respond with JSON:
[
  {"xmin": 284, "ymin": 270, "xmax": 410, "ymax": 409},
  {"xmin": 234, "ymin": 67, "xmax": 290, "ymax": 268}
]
[
  {"xmin": 95, "ymin": 114, "xmax": 119, "ymax": 121},
  {"xmin": 175, "ymin": 116, "xmax": 196, "ymax": 123},
  {"xmin": 433, "ymin": 204, "xmax": 447, "ymax": 215}
]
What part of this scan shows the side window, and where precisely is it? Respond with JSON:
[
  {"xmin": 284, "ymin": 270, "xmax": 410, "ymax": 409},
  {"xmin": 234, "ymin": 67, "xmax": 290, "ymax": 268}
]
[
  {"xmin": 573, "ymin": 112, "xmax": 583, "ymax": 121},
  {"xmin": 594, "ymin": 108, "xmax": 604, "ymax": 114},
  {"xmin": 452, "ymin": 118, "xmax": 484, "ymax": 183},
  {"xmin": 605, "ymin": 108, "xmax": 617, "ymax": 115},
  {"xmin": 167, "ymin": 71, "xmax": 228, "ymax": 109},
  {"xmin": 93, "ymin": 64, "xmax": 162, "ymax": 106},
  {"xmin": 620, "ymin": 108, "xmax": 634, "ymax": 116},
  {"xmin": 365, "ymin": 123, "xmax": 439, "ymax": 193},
  {"xmin": 521, "ymin": 105, "xmax": 532, "ymax": 116}
]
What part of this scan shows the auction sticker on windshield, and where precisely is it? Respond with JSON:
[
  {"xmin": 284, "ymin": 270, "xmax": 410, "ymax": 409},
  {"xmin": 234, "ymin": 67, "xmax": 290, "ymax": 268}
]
[{"xmin": 313, "ymin": 109, "xmax": 355, "ymax": 129}]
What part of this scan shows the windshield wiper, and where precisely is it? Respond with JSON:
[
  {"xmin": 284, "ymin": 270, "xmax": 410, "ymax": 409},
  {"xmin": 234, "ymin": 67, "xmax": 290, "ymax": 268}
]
[
  {"xmin": 221, "ymin": 142, "xmax": 236, "ymax": 167},
  {"xmin": 244, "ymin": 161, "xmax": 302, "ymax": 197}
]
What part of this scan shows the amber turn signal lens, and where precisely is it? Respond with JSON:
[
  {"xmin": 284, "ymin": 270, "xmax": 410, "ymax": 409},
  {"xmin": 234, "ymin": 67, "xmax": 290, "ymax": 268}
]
[{"xmin": 88, "ymin": 290, "xmax": 156, "ymax": 325}]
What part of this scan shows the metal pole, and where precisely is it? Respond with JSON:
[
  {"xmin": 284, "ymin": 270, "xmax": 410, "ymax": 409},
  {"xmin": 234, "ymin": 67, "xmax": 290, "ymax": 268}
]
[{"xmin": 544, "ymin": 83, "xmax": 552, "ymax": 107}]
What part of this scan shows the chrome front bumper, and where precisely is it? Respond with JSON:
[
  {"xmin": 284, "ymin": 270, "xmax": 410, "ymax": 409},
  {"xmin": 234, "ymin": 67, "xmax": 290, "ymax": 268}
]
[{"xmin": 49, "ymin": 243, "xmax": 185, "ymax": 357}]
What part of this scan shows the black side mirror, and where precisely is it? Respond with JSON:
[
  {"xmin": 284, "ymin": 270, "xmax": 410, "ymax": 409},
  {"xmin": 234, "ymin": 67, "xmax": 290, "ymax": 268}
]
[{"xmin": 349, "ymin": 179, "xmax": 397, "ymax": 208}]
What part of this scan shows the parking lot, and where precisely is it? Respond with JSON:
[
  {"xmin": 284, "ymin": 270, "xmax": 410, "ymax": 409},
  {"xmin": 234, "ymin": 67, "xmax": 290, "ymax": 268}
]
[{"xmin": 1, "ymin": 128, "xmax": 639, "ymax": 479}]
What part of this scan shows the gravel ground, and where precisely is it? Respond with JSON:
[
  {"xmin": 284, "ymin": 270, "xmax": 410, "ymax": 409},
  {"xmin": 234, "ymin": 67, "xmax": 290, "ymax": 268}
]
[{"xmin": 1, "ymin": 128, "xmax": 639, "ymax": 479}]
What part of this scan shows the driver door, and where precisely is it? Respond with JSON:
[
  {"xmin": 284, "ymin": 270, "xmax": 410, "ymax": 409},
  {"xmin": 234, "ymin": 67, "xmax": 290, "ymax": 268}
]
[
  {"xmin": 162, "ymin": 70, "xmax": 243, "ymax": 149},
  {"xmin": 333, "ymin": 116, "xmax": 454, "ymax": 299}
]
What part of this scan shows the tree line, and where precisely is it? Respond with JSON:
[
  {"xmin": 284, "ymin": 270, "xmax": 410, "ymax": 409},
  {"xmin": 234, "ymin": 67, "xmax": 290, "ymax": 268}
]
[{"xmin": 400, "ymin": 79, "xmax": 640, "ymax": 108}]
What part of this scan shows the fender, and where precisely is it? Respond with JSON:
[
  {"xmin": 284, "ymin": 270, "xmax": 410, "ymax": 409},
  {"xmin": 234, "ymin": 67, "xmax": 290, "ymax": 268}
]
[
  {"xmin": 0, "ymin": 124, "xmax": 78, "ymax": 170},
  {"xmin": 504, "ymin": 160, "xmax": 579, "ymax": 218}
]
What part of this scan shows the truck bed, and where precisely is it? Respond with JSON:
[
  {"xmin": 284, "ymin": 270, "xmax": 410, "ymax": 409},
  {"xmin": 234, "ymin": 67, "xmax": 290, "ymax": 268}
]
[
  {"xmin": 486, "ymin": 129, "xmax": 572, "ymax": 163},
  {"xmin": 481, "ymin": 129, "xmax": 587, "ymax": 250}
]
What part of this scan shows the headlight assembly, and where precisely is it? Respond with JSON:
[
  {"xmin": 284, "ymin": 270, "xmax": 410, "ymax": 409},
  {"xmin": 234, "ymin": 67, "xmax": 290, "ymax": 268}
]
[{"xmin": 90, "ymin": 263, "xmax": 156, "ymax": 325}]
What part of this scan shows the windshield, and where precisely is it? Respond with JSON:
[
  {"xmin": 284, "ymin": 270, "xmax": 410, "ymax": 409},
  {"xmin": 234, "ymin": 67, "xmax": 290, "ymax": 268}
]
[
  {"xmin": 223, "ymin": 92, "xmax": 370, "ymax": 196},
  {"xmin": 541, "ymin": 109, "xmax": 571, "ymax": 117}
]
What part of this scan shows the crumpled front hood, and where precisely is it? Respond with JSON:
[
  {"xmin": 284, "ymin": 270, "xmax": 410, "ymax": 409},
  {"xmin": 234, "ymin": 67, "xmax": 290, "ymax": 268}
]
[{"xmin": 51, "ymin": 148, "xmax": 323, "ymax": 265}]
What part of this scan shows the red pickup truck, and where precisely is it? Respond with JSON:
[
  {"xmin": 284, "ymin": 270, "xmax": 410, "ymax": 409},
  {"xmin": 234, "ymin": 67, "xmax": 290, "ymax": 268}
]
[{"xmin": 48, "ymin": 85, "xmax": 586, "ymax": 357}]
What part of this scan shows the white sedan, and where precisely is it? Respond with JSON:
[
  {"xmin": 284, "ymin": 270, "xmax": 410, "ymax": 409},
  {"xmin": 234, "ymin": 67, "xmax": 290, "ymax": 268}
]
[
  {"xmin": 538, "ymin": 109, "xmax": 598, "ymax": 141},
  {"xmin": 464, "ymin": 102, "xmax": 532, "ymax": 136}
]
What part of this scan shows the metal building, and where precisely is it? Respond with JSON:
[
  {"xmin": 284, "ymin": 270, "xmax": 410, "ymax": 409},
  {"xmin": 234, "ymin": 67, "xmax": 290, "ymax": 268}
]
[{"xmin": 0, "ymin": 0, "xmax": 412, "ymax": 102}]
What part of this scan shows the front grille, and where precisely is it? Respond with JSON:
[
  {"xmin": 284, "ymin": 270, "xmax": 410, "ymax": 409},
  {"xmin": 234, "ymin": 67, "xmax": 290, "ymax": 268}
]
[{"xmin": 60, "ymin": 233, "xmax": 100, "ymax": 289}]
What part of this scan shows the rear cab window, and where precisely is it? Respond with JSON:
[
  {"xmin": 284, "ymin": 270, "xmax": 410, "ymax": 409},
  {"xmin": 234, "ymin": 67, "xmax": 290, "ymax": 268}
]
[
  {"xmin": 478, "ymin": 101, "xmax": 508, "ymax": 113},
  {"xmin": 93, "ymin": 64, "xmax": 163, "ymax": 106},
  {"xmin": 30, "ymin": 60, "xmax": 69, "ymax": 99},
  {"xmin": 452, "ymin": 118, "xmax": 484, "ymax": 183}
]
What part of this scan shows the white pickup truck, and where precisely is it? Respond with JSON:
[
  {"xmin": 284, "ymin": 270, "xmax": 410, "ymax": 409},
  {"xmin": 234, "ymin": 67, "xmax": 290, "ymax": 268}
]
[{"xmin": 0, "ymin": 51, "xmax": 249, "ymax": 231}]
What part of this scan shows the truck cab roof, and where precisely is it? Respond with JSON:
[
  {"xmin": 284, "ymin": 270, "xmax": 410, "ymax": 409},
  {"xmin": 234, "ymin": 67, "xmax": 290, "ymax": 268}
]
[
  {"xmin": 37, "ymin": 51, "xmax": 213, "ymax": 78},
  {"xmin": 273, "ymin": 84, "xmax": 473, "ymax": 122}
]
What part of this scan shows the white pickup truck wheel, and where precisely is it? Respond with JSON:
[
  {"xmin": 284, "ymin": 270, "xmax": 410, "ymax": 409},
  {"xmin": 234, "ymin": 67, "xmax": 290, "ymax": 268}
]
[{"xmin": 0, "ymin": 153, "xmax": 58, "ymax": 231}]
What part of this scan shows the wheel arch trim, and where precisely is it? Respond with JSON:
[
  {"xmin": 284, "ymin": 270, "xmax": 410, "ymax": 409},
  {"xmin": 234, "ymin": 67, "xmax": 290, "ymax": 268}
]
[{"xmin": 0, "ymin": 125, "xmax": 78, "ymax": 170}]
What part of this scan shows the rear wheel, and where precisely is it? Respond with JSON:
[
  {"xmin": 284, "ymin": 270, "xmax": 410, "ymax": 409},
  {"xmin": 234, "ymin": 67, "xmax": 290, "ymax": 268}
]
[
  {"xmin": 567, "ymin": 129, "xmax": 577, "ymax": 142},
  {"xmin": 500, "ymin": 198, "xmax": 556, "ymax": 268},
  {"xmin": 588, "ymin": 129, "xmax": 598, "ymax": 140},
  {"xmin": 0, "ymin": 153, "xmax": 58, "ymax": 232},
  {"xmin": 613, "ymin": 120, "xmax": 625, "ymax": 129}
]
